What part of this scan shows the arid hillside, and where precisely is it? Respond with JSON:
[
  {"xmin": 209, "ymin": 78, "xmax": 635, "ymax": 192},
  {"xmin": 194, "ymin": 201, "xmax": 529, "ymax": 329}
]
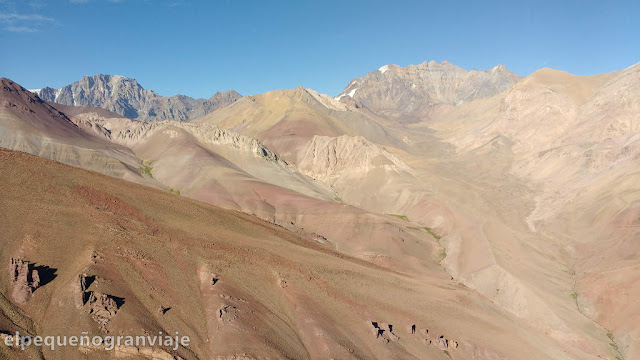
[
  {"xmin": 1, "ymin": 59, "xmax": 638, "ymax": 359},
  {"xmin": 424, "ymin": 64, "xmax": 640, "ymax": 359},
  {"xmin": 0, "ymin": 78, "xmax": 144, "ymax": 183},
  {"xmin": 0, "ymin": 149, "xmax": 587, "ymax": 360}
]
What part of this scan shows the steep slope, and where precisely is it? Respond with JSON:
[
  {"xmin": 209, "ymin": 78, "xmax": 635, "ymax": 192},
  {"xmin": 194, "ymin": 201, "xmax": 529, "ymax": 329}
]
[
  {"xmin": 197, "ymin": 65, "xmax": 633, "ymax": 359},
  {"xmin": 335, "ymin": 60, "xmax": 522, "ymax": 123},
  {"xmin": 295, "ymin": 134, "xmax": 432, "ymax": 213},
  {"xmin": 3, "ymin": 79, "xmax": 445, "ymax": 282},
  {"xmin": 4, "ymin": 59, "xmax": 637, "ymax": 360},
  {"xmin": 196, "ymin": 85, "xmax": 399, "ymax": 157},
  {"xmin": 63, "ymin": 109, "xmax": 444, "ymax": 277},
  {"xmin": 194, "ymin": 85, "xmax": 440, "ymax": 218},
  {"xmin": 423, "ymin": 63, "xmax": 640, "ymax": 359},
  {"xmin": 33, "ymin": 74, "xmax": 241, "ymax": 122},
  {"xmin": 0, "ymin": 78, "xmax": 146, "ymax": 183},
  {"xmin": 73, "ymin": 113, "xmax": 336, "ymax": 204},
  {"xmin": 0, "ymin": 148, "xmax": 591, "ymax": 360},
  {"xmin": 20, "ymin": 78, "xmax": 605, "ymax": 359}
]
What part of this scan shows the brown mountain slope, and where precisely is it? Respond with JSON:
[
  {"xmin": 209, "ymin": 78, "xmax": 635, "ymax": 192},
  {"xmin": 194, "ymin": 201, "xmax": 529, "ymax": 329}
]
[
  {"xmin": 194, "ymin": 64, "xmax": 639, "ymax": 359},
  {"xmin": 47, "ymin": 100, "xmax": 445, "ymax": 278},
  {"xmin": 195, "ymin": 86, "xmax": 399, "ymax": 158},
  {"xmin": 193, "ymin": 85, "xmax": 431, "ymax": 217},
  {"xmin": 0, "ymin": 148, "xmax": 589, "ymax": 360},
  {"xmin": 0, "ymin": 78, "xmax": 149, "ymax": 184},
  {"xmin": 0, "ymin": 79, "xmax": 449, "ymax": 283},
  {"xmin": 2, "ymin": 59, "xmax": 636, "ymax": 360}
]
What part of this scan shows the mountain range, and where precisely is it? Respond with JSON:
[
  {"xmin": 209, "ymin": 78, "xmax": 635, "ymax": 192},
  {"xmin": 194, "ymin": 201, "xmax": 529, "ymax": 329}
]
[
  {"xmin": 335, "ymin": 60, "xmax": 521, "ymax": 123},
  {"xmin": 31, "ymin": 74, "xmax": 241, "ymax": 122},
  {"xmin": 1, "ymin": 60, "xmax": 638, "ymax": 360}
]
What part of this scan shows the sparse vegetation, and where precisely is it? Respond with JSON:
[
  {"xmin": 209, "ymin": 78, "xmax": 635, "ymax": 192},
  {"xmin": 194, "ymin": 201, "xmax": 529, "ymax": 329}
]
[
  {"xmin": 387, "ymin": 214, "xmax": 410, "ymax": 222},
  {"xmin": 334, "ymin": 196, "xmax": 343, "ymax": 203},
  {"xmin": 611, "ymin": 341, "xmax": 620, "ymax": 355},
  {"xmin": 570, "ymin": 291, "xmax": 578, "ymax": 300},
  {"xmin": 607, "ymin": 331, "xmax": 623, "ymax": 360},
  {"xmin": 423, "ymin": 226, "xmax": 441, "ymax": 240},
  {"xmin": 443, "ymin": 350, "xmax": 452, "ymax": 358},
  {"xmin": 168, "ymin": 188, "xmax": 180, "ymax": 195},
  {"xmin": 424, "ymin": 226, "xmax": 447, "ymax": 264},
  {"xmin": 434, "ymin": 248, "xmax": 447, "ymax": 263},
  {"xmin": 140, "ymin": 159, "xmax": 154, "ymax": 178}
]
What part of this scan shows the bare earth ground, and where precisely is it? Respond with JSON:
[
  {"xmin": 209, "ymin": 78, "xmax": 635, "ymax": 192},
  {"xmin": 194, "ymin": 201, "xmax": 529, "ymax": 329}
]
[{"xmin": 0, "ymin": 149, "xmax": 589, "ymax": 359}]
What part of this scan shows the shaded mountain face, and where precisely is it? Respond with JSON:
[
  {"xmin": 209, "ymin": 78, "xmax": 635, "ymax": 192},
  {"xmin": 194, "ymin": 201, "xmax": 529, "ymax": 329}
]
[
  {"xmin": 33, "ymin": 74, "xmax": 241, "ymax": 122},
  {"xmin": 335, "ymin": 60, "xmax": 521, "ymax": 122},
  {"xmin": 0, "ymin": 78, "xmax": 145, "ymax": 182}
]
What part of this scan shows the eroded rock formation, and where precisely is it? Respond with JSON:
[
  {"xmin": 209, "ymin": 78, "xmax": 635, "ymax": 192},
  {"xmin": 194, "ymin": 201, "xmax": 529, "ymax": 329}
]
[
  {"xmin": 78, "ymin": 273, "xmax": 124, "ymax": 331},
  {"xmin": 9, "ymin": 258, "xmax": 56, "ymax": 303}
]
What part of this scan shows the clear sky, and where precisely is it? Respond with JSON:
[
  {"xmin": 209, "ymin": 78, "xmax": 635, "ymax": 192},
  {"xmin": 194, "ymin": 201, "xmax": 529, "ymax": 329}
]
[{"xmin": 0, "ymin": 0, "xmax": 638, "ymax": 98}]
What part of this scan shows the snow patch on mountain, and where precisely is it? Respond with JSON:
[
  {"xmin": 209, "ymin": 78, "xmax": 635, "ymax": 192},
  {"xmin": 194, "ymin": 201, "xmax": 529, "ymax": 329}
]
[{"xmin": 334, "ymin": 87, "xmax": 358, "ymax": 101}]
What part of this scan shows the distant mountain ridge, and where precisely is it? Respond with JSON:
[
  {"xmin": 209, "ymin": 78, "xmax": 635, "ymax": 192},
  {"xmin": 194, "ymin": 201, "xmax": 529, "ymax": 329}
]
[
  {"xmin": 335, "ymin": 60, "xmax": 522, "ymax": 122},
  {"xmin": 32, "ymin": 74, "xmax": 241, "ymax": 122}
]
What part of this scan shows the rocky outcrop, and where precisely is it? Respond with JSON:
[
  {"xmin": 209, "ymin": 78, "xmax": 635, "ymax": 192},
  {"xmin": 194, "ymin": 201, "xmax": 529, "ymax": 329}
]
[
  {"xmin": 417, "ymin": 327, "xmax": 459, "ymax": 351},
  {"xmin": 9, "ymin": 258, "xmax": 56, "ymax": 304},
  {"xmin": 296, "ymin": 135, "xmax": 412, "ymax": 184},
  {"xmin": 84, "ymin": 292, "xmax": 124, "ymax": 331},
  {"xmin": 335, "ymin": 60, "xmax": 521, "ymax": 122},
  {"xmin": 34, "ymin": 74, "xmax": 241, "ymax": 122},
  {"xmin": 370, "ymin": 322, "xmax": 399, "ymax": 343},
  {"xmin": 371, "ymin": 321, "xmax": 459, "ymax": 351},
  {"xmin": 10, "ymin": 258, "xmax": 40, "ymax": 303},
  {"xmin": 218, "ymin": 305, "xmax": 239, "ymax": 323},
  {"xmin": 78, "ymin": 273, "xmax": 96, "ymax": 301},
  {"xmin": 433, "ymin": 335, "xmax": 459, "ymax": 351},
  {"xmin": 74, "ymin": 116, "xmax": 284, "ymax": 164},
  {"xmin": 78, "ymin": 273, "xmax": 124, "ymax": 331}
]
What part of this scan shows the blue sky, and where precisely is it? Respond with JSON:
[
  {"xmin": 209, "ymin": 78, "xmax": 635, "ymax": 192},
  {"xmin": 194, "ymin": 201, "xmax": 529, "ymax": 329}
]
[{"xmin": 0, "ymin": 0, "xmax": 638, "ymax": 98}]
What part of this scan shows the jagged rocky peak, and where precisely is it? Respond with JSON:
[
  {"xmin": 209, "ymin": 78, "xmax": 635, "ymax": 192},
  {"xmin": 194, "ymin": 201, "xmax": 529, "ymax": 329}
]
[
  {"xmin": 34, "ymin": 74, "xmax": 242, "ymax": 122},
  {"xmin": 335, "ymin": 60, "xmax": 522, "ymax": 122}
]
